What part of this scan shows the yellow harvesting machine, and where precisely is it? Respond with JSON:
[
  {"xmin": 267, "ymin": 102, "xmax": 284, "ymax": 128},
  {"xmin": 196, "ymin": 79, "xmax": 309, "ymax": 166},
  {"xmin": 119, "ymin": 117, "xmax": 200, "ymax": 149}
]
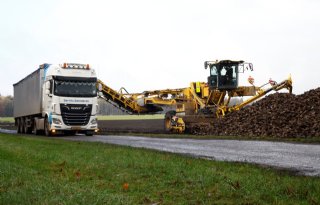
[{"xmin": 98, "ymin": 60, "xmax": 293, "ymax": 133}]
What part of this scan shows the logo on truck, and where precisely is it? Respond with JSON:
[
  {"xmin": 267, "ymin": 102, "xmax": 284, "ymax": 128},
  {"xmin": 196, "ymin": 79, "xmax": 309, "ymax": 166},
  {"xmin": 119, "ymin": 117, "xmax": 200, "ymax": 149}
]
[{"xmin": 71, "ymin": 107, "xmax": 82, "ymax": 110}]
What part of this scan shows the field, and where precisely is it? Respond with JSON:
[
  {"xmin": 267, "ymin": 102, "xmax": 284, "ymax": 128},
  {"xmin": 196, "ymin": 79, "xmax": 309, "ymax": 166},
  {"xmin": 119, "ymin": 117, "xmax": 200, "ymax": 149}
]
[
  {"xmin": 0, "ymin": 117, "xmax": 14, "ymax": 123},
  {"xmin": 0, "ymin": 133, "xmax": 320, "ymax": 204},
  {"xmin": 97, "ymin": 114, "xmax": 164, "ymax": 120}
]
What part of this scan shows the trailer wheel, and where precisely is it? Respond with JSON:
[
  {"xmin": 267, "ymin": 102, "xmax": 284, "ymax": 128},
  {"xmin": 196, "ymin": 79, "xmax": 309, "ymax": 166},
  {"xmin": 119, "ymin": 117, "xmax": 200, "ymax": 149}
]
[
  {"xmin": 23, "ymin": 119, "xmax": 28, "ymax": 134},
  {"xmin": 24, "ymin": 118, "xmax": 32, "ymax": 134},
  {"xmin": 17, "ymin": 118, "xmax": 22, "ymax": 134},
  {"xmin": 20, "ymin": 118, "xmax": 26, "ymax": 134},
  {"xmin": 44, "ymin": 117, "xmax": 52, "ymax": 136}
]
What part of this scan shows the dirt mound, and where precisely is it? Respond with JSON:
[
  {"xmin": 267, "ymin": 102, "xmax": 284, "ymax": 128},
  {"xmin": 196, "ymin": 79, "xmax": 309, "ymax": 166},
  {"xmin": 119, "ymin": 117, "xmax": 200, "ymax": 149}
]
[{"xmin": 190, "ymin": 88, "xmax": 320, "ymax": 138}]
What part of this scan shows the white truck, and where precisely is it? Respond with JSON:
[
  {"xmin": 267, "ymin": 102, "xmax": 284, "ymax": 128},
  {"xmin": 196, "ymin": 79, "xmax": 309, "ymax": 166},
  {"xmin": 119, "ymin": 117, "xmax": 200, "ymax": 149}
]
[{"xmin": 13, "ymin": 63, "xmax": 99, "ymax": 136}]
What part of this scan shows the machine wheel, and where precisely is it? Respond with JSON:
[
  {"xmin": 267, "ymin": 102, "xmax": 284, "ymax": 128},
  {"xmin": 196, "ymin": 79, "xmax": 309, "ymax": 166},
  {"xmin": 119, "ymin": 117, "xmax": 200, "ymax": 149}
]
[
  {"xmin": 44, "ymin": 117, "xmax": 52, "ymax": 136},
  {"xmin": 164, "ymin": 111, "xmax": 176, "ymax": 133}
]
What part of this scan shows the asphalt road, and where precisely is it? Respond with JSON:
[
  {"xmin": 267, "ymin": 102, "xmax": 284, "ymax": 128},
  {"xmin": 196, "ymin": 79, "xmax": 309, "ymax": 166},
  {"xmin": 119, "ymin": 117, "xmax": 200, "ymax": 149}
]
[{"xmin": 55, "ymin": 135, "xmax": 320, "ymax": 176}]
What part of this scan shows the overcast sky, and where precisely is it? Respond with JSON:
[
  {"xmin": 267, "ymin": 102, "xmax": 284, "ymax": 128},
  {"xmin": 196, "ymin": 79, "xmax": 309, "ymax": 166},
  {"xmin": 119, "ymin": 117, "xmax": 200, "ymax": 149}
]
[{"xmin": 0, "ymin": 0, "xmax": 319, "ymax": 96}]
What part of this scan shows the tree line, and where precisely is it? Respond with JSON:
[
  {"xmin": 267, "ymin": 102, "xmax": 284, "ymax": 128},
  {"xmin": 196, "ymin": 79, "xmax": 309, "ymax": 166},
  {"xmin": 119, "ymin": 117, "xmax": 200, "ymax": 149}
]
[{"xmin": 0, "ymin": 95, "xmax": 13, "ymax": 117}]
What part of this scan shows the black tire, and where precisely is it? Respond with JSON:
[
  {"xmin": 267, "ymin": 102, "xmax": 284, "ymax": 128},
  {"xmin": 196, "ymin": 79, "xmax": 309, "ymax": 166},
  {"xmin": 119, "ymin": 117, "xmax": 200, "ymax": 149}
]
[
  {"xmin": 33, "ymin": 121, "xmax": 40, "ymax": 135},
  {"xmin": 17, "ymin": 118, "xmax": 21, "ymax": 134},
  {"xmin": 21, "ymin": 118, "xmax": 26, "ymax": 134},
  {"xmin": 164, "ymin": 111, "xmax": 176, "ymax": 133},
  {"xmin": 44, "ymin": 117, "xmax": 51, "ymax": 136},
  {"xmin": 25, "ymin": 119, "xmax": 32, "ymax": 134},
  {"xmin": 23, "ymin": 120, "xmax": 28, "ymax": 134}
]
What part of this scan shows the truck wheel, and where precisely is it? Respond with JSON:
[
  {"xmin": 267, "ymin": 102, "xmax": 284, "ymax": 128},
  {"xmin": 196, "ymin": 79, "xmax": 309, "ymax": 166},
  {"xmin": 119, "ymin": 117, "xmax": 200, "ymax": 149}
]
[
  {"xmin": 21, "ymin": 118, "xmax": 26, "ymax": 134},
  {"xmin": 17, "ymin": 118, "xmax": 22, "ymax": 134},
  {"xmin": 24, "ymin": 119, "xmax": 32, "ymax": 134},
  {"xmin": 33, "ymin": 121, "xmax": 40, "ymax": 135},
  {"xmin": 44, "ymin": 117, "xmax": 51, "ymax": 136},
  {"xmin": 23, "ymin": 120, "xmax": 28, "ymax": 134}
]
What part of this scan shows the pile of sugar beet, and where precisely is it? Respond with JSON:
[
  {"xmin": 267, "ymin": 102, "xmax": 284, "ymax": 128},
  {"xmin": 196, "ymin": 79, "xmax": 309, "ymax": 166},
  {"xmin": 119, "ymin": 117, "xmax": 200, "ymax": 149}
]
[{"xmin": 189, "ymin": 87, "xmax": 320, "ymax": 138}]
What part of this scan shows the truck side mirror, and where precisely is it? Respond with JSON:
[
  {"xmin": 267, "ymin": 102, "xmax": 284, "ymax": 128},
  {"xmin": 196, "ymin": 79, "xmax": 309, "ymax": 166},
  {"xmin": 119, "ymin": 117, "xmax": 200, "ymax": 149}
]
[
  {"xmin": 98, "ymin": 83, "xmax": 102, "ymax": 91},
  {"xmin": 45, "ymin": 81, "xmax": 52, "ymax": 96}
]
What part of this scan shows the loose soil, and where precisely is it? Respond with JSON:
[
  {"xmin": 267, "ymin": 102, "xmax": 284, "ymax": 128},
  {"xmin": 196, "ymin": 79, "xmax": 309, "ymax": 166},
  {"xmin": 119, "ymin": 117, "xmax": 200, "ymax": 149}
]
[
  {"xmin": 190, "ymin": 87, "xmax": 320, "ymax": 138},
  {"xmin": 98, "ymin": 119, "xmax": 165, "ymax": 134}
]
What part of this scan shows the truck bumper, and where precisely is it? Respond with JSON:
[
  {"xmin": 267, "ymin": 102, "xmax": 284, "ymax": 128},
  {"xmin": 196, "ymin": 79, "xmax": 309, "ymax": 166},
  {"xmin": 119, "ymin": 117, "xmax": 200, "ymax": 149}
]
[{"xmin": 50, "ymin": 115, "xmax": 98, "ymax": 133}]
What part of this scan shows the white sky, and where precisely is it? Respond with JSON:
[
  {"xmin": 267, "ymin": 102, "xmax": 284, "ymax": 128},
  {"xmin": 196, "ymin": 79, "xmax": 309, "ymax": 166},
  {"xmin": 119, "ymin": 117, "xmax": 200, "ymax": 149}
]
[{"xmin": 0, "ymin": 0, "xmax": 319, "ymax": 96}]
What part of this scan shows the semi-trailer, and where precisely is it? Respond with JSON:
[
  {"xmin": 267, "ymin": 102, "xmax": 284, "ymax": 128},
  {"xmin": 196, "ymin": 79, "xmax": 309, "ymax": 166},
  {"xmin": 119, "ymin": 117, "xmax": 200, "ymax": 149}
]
[{"xmin": 13, "ymin": 63, "xmax": 99, "ymax": 136}]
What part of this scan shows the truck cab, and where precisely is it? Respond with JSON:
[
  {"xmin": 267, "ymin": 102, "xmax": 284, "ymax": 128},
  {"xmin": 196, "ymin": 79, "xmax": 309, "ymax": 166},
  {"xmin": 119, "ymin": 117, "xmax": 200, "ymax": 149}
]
[{"xmin": 41, "ymin": 63, "xmax": 98, "ymax": 136}]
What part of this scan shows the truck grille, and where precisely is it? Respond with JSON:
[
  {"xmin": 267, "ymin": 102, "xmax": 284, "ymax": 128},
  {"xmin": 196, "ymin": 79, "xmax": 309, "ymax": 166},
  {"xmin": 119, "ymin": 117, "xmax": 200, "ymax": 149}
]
[{"xmin": 60, "ymin": 104, "xmax": 92, "ymax": 126}]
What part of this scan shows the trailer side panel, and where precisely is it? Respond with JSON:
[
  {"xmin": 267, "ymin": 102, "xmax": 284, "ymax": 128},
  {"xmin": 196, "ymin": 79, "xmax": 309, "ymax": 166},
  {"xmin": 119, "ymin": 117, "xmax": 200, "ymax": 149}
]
[{"xmin": 13, "ymin": 68, "xmax": 44, "ymax": 117}]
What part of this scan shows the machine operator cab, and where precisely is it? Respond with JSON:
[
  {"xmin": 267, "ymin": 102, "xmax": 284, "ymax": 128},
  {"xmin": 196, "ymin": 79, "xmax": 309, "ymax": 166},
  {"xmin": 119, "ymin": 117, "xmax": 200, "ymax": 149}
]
[{"xmin": 205, "ymin": 60, "xmax": 253, "ymax": 90}]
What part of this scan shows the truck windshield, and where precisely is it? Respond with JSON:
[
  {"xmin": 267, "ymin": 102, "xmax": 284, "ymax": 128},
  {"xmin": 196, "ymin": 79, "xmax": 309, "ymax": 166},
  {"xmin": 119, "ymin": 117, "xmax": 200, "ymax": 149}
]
[{"xmin": 54, "ymin": 78, "xmax": 97, "ymax": 97}]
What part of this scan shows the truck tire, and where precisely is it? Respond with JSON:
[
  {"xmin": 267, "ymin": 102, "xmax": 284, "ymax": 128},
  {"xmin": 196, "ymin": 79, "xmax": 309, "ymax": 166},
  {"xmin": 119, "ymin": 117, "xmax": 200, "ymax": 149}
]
[
  {"xmin": 24, "ymin": 118, "xmax": 32, "ymax": 134},
  {"xmin": 21, "ymin": 118, "xmax": 26, "ymax": 134},
  {"xmin": 44, "ymin": 117, "xmax": 52, "ymax": 136},
  {"xmin": 17, "ymin": 118, "xmax": 22, "ymax": 134},
  {"xmin": 33, "ymin": 121, "xmax": 40, "ymax": 135}
]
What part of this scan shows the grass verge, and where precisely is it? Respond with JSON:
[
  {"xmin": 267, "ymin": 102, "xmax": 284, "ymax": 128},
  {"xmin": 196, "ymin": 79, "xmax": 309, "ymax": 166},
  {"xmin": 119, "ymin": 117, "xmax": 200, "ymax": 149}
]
[
  {"xmin": 0, "ymin": 133, "xmax": 319, "ymax": 204},
  {"xmin": 0, "ymin": 117, "xmax": 14, "ymax": 123}
]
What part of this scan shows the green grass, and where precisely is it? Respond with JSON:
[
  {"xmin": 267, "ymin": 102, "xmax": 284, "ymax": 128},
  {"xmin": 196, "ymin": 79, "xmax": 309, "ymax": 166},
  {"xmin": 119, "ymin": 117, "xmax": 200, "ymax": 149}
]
[
  {"xmin": 0, "ymin": 117, "xmax": 14, "ymax": 123},
  {"xmin": 0, "ymin": 133, "xmax": 319, "ymax": 204},
  {"xmin": 97, "ymin": 114, "xmax": 164, "ymax": 120}
]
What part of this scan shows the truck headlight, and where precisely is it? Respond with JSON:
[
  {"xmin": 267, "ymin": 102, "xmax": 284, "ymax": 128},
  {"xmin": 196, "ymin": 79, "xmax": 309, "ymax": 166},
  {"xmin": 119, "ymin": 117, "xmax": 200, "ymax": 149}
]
[
  {"xmin": 90, "ymin": 118, "xmax": 97, "ymax": 124},
  {"xmin": 52, "ymin": 118, "xmax": 62, "ymax": 125}
]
